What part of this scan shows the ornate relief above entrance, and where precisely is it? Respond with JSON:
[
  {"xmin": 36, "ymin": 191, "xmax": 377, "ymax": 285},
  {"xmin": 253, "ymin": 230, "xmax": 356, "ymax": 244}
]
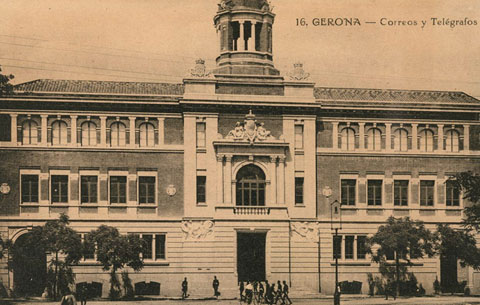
[{"xmin": 226, "ymin": 110, "xmax": 276, "ymax": 143}]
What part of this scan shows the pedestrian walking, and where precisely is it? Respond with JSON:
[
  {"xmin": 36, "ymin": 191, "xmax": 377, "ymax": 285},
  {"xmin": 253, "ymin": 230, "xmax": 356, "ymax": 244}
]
[
  {"xmin": 60, "ymin": 288, "xmax": 77, "ymax": 305},
  {"xmin": 77, "ymin": 284, "xmax": 88, "ymax": 305},
  {"xmin": 212, "ymin": 276, "xmax": 220, "ymax": 298},
  {"xmin": 268, "ymin": 283, "xmax": 275, "ymax": 305},
  {"xmin": 239, "ymin": 281, "xmax": 245, "ymax": 301},
  {"xmin": 245, "ymin": 281, "xmax": 253, "ymax": 304},
  {"xmin": 275, "ymin": 281, "xmax": 284, "ymax": 304},
  {"xmin": 282, "ymin": 281, "xmax": 292, "ymax": 305},
  {"xmin": 259, "ymin": 281, "xmax": 265, "ymax": 302},
  {"xmin": 181, "ymin": 277, "xmax": 189, "ymax": 299}
]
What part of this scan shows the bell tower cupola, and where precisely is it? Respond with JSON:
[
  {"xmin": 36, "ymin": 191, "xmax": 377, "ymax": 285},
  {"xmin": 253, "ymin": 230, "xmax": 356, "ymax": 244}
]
[{"xmin": 214, "ymin": 0, "xmax": 279, "ymax": 76}]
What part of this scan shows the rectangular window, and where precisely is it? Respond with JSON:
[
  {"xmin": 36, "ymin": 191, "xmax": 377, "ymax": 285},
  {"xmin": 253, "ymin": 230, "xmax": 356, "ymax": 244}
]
[
  {"xmin": 139, "ymin": 176, "xmax": 156, "ymax": 204},
  {"xmin": 446, "ymin": 180, "xmax": 460, "ymax": 207},
  {"xmin": 385, "ymin": 248, "xmax": 395, "ymax": 260},
  {"xmin": 341, "ymin": 179, "xmax": 356, "ymax": 206},
  {"xmin": 110, "ymin": 176, "xmax": 127, "ymax": 204},
  {"xmin": 196, "ymin": 176, "xmax": 206, "ymax": 204},
  {"xmin": 81, "ymin": 234, "xmax": 95, "ymax": 260},
  {"xmin": 80, "ymin": 176, "xmax": 98, "ymax": 204},
  {"xmin": 142, "ymin": 234, "xmax": 153, "ymax": 260},
  {"xmin": 295, "ymin": 177, "xmax": 304, "ymax": 205},
  {"xmin": 345, "ymin": 236, "xmax": 354, "ymax": 259},
  {"xmin": 294, "ymin": 125, "xmax": 304, "ymax": 149},
  {"xmin": 196, "ymin": 122, "xmax": 206, "ymax": 148},
  {"xmin": 21, "ymin": 174, "xmax": 39, "ymax": 203},
  {"xmin": 420, "ymin": 180, "xmax": 435, "ymax": 206},
  {"xmin": 357, "ymin": 236, "xmax": 367, "ymax": 259},
  {"xmin": 52, "ymin": 175, "xmax": 69, "ymax": 203},
  {"xmin": 394, "ymin": 180, "xmax": 409, "ymax": 206},
  {"xmin": 333, "ymin": 235, "xmax": 342, "ymax": 259},
  {"xmin": 155, "ymin": 234, "xmax": 166, "ymax": 260},
  {"xmin": 367, "ymin": 180, "xmax": 382, "ymax": 206}
]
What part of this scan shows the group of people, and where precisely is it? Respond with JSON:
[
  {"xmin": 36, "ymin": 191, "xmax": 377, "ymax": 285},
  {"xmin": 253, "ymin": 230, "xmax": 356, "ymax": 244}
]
[{"xmin": 239, "ymin": 280, "xmax": 292, "ymax": 305}]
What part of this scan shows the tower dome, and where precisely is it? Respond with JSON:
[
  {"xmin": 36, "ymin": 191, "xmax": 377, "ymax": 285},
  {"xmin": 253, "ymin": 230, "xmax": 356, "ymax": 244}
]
[{"xmin": 214, "ymin": 0, "xmax": 279, "ymax": 76}]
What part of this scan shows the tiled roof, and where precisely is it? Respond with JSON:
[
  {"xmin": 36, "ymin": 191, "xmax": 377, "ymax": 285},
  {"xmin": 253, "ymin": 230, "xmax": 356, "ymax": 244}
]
[
  {"xmin": 314, "ymin": 87, "xmax": 480, "ymax": 104},
  {"xmin": 14, "ymin": 79, "xmax": 184, "ymax": 96}
]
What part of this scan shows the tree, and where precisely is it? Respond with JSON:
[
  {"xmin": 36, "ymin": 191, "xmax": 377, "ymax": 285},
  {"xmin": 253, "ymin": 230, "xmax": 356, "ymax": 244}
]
[
  {"xmin": 450, "ymin": 172, "xmax": 480, "ymax": 231},
  {"xmin": 41, "ymin": 214, "xmax": 82, "ymax": 300},
  {"xmin": 0, "ymin": 66, "xmax": 14, "ymax": 96},
  {"xmin": 86, "ymin": 225, "xmax": 144, "ymax": 300},
  {"xmin": 367, "ymin": 216, "xmax": 436, "ymax": 297}
]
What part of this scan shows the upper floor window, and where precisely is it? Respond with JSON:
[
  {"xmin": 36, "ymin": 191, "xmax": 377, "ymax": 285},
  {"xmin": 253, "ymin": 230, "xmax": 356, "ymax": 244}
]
[
  {"xmin": 51, "ymin": 175, "xmax": 69, "ymax": 204},
  {"xmin": 295, "ymin": 125, "xmax": 304, "ymax": 149},
  {"xmin": 21, "ymin": 174, "xmax": 39, "ymax": 203},
  {"xmin": 394, "ymin": 128, "xmax": 408, "ymax": 152},
  {"xmin": 340, "ymin": 128, "xmax": 355, "ymax": 151},
  {"xmin": 81, "ymin": 121, "xmax": 97, "ymax": 146},
  {"xmin": 136, "ymin": 233, "xmax": 166, "ymax": 260},
  {"xmin": 295, "ymin": 177, "xmax": 304, "ymax": 205},
  {"xmin": 110, "ymin": 176, "xmax": 127, "ymax": 204},
  {"xmin": 22, "ymin": 120, "xmax": 38, "ymax": 145},
  {"xmin": 419, "ymin": 129, "xmax": 434, "ymax": 152},
  {"xmin": 367, "ymin": 180, "xmax": 382, "ymax": 206},
  {"xmin": 367, "ymin": 128, "xmax": 382, "ymax": 151},
  {"xmin": 196, "ymin": 175, "xmax": 206, "ymax": 204},
  {"xmin": 341, "ymin": 179, "xmax": 356, "ymax": 206},
  {"xmin": 139, "ymin": 123, "xmax": 155, "ymax": 147},
  {"xmin": 110, "ymin": 122, "xmax": 126, "ymax": 147},
  {"xmin": 445, "ymin": 130, "xmax": 460, "ymax": 152},
  {"xmin": 196, "ymin": 122, "xmax": 206, "ymax": 148},
  {"xmin": 420, "ymin": 180, "xmax": 435, "ymax": 206},
  {"xmin": 446, "ymin": 180, "xmax": 460, "ymax": 207},
  {"xmin": 236, "ymin": 164, "xmax": 266, "ymax": 206},
  {"xmin": 52, "ymin": 120, "xmax": 68, "ymax": 145},
  {"xmin": 139, "ymin": 176, "xmax": 156, "ymax": 204},
  {"xmin": 81, "ymin": 176, "xmax": 98, "ymax": 204},
  {"xmin": 394, "ymin": 180, "xmax": 409, "ymax": 206}
]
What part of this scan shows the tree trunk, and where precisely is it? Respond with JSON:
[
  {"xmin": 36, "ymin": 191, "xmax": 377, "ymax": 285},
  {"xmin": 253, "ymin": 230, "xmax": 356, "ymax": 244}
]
[
  {"xmin": 54, "ymin": 251, "xmax": 58, "ymax": 300},
  {"xmin": 395, "ymin": 255, "xmax": 400, "ymax": 298}
]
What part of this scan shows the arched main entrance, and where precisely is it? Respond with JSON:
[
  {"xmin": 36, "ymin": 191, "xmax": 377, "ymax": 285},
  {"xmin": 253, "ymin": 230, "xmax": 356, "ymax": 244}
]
[
  {"xmin": 12, "ymin": 232, "xmax": 47, "ymax": 296},
  {"xmin": 236, "ymin": 164, "xmax": 266, "ymax": 206}
]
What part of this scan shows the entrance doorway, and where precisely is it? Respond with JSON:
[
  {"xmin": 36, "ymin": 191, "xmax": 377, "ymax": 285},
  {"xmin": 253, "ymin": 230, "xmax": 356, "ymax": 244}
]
[
  {"xmin": 441, "ymin": 255, "xmax": 458, "ymax": 293},
  {"xmin": 237, "ymin": 232, "xmax": 266, "ymax": 282},
  {"xmin": 12, "ymin": 233, "xmax": 47, "ymax": 297}
]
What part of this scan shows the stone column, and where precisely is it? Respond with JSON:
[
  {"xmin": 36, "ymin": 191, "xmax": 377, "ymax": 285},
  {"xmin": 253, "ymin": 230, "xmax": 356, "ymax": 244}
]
[
  {"xmin": 100, "ymin": 116, "xmax": 107, "ymax": 147},
  {"xmin": 71, "ymin": 115, "xmax": 77, "ymax": 146},
  {"xmin": 437, "ymin": 124, "xmax": 444, "ymax": 152},
  {"xmin": 277, "ymin": 156, "xmax": 285, "ymax": 204},
  {"xmin": 250, "ymin": 21, "xmax": 257, "ymax": 51},
  {"xmin": 41, "ymin": 115, "xmax": 48, "ymax": 145},
  {"xmin": 157, "ymin": 117, "xmax": 165, "ymax": 146},
  {"xmin": 332, "ymin": 121, "xmax": 339, "ymax": 150},
  {"xmin": 358, "ymin": 122, "xmax": 365, "ymax": 150},
  {"xmin": 385, "ymin": 123, "xmax": 392, "ymax": 152},
  {"xmin": 129, "ymin": 117, "xmax": 136, "ymax": 148},
  {"xmin": 225, "ymin": 155, "xmax": 233, "ymax": 204},
  {"xmin": 269, "ymin": 156, "xmax": 277, "ymax": 205},
  {"xmin": 412, "ymin": 123, "xmax": 418, "ymax": 151},
  {"xmin": 217, "ymin": 155, "xmax": 224, "ymax": 204},
  {"xmin": 464, "ymin": 125, "xmax": 470, "ymax": 152},
  {"xmin": 239, "ymin": 21, "xmax": 245, "ymax": 51},
  {"xmin": 10, "ymin": 114, "xmax": 17, "ymax": 145}
]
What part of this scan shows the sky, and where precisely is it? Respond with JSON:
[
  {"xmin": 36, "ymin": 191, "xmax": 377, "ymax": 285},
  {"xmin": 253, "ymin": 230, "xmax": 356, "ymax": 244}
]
[{"xmin": 0, "ymin": 0, "xmax": 479, "ymax": 97}]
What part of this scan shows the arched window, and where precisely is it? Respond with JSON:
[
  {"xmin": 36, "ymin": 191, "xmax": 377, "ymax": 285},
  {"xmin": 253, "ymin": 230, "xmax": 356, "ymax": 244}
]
[
  {"xmin": 419, "ymin": 129, "xmax": 434, "ymax": 152},
  {"xmin": 52, "ymin": 120, "xmax": 68, "ymax": 145},
  {"xmin": 367, "ymin": 128, "xmax": 382, "ymax": 151},
  {"xmin": 340, "ymin": 128, "xmax": 355, "ymax": 151},
  {"xmin": 139, "ymin": 123, "xmax": 155, "ymax": 147},
  {"xmin": 393, "ymin": 128, "xmax": 408, "ymax": 151},
  {"xmin": 110, "ymin": 122, "xmax": 126, "ymax": 147},
  {"xmin": 22, "ymin": 120, "xmax": 38, "ymax": 145},
  {"xmin": 81, "ymin": 121, "xmax": 97, "ymax": 146},
  {"xmin": 236, "ymin": 164, "xmax": 266, "ymax": 206},
  {"xmin": 445, "ymin": 130, "xmax": 460, "ymax": 152}
]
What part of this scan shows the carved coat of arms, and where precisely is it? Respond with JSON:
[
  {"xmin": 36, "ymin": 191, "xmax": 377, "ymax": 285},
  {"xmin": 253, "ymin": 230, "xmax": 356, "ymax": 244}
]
[{"xmin": 226, "ymin": 110, "xmax": 274, "ymax": 144}]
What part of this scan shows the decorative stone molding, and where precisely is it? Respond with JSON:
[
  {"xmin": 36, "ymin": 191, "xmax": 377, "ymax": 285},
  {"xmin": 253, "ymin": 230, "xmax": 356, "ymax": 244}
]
[
  {"xmin": 291, "ymin": 222, "xmax": 319, "ymax": 242},
  {"xmin": 288, "ymin": 63, "xmax": 310, "ymax": 81},
  {"xmin": 226, "ymin": 110, "xmax": 276, "ymax": 143},
  {"xmin": 189, "ymin": 59, "xmax": 212, "ymax": 78},
  {"xmin": 181, "ymin": 220, "xmax": 215, "ymax": 241}
]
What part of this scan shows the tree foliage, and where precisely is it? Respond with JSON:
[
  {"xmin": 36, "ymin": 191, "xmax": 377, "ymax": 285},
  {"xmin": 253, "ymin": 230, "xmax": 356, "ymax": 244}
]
[
  {"xmin": 367, "ymin": 216, "xmax": 436, "ymax": 297},
  {"xmin": 0, "ymin": 66, "xmax": 14, "ymax": 96},
  {"xmin": 450, "ymin": 171, "xmax": 480, "ymax": 231},
  {"xmin": 436, "ymin": 224, "xmax": 480, "ymax": 270}
]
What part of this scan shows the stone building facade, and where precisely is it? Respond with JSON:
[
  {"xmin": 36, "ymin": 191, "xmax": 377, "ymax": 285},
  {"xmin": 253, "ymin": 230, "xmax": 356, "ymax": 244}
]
[{"xmin": 1, "ymin": 0, "xmax": 480, "ymax": 298}]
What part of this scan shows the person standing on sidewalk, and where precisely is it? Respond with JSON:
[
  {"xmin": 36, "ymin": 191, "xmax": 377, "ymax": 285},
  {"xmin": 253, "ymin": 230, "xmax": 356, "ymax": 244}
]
[
  {"xmin": 212, "ymin": 276, "xmax": 220, "ymax": 298},
  {"xmin": 181, "ymin": 277, "xmax": 189, "ymax": 299},
  {"xmin": 282, "ymin": 281, "xmax": 292, "ymax": 305}
]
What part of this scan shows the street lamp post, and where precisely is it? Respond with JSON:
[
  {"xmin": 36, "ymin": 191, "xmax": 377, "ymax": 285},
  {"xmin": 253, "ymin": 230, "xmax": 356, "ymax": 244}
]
[{"xmin": 330, "ymin": 198, "xmax": 342, "ymax": 305}]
